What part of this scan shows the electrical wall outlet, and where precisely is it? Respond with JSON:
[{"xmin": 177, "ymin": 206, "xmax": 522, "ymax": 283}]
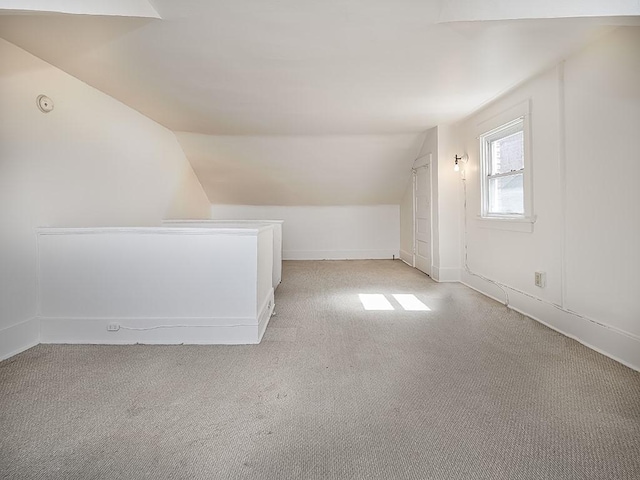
[
  {"xmin": 107, "ymin": 323, "xmax": 120, "ymax": 332},
  {"xmin": 534, "ymin": 271, "xmax": 546, "ymax": 288}
]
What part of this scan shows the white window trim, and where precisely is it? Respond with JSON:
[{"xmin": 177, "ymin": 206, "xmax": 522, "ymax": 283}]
[
  {"xmin": 474, "ymin": 215, "xmax": 536, "ymax": 233},
  {"xmin": 475, "ymin": 100, "xmax": 535, "ymax": 233}
]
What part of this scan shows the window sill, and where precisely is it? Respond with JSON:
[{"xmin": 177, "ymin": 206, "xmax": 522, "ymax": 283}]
[{"xmin": 475, "ymin": 215, "xmax": 536, "ymax": 233}]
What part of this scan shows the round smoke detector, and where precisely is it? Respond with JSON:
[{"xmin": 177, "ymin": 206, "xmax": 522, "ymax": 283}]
[{"xmin": 36, "ymin": 94, "xmax": 54, "ymax": 113}]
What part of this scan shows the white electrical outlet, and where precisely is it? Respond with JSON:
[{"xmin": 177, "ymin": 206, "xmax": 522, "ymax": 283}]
[
  {"xmin": 107, "ymin": 323, "xmax": 120, "ymax": 332},
  {"xmin": 534, "ymin": 271, "xmax": 546, "ymax": 288}
]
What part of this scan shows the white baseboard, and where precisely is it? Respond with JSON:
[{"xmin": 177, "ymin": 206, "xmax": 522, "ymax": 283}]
[
  {"xmin": 399, "ymin": 249, "xmax": 413, "ymax": 266},
  {"xmin": 283, "ymin": 249, "xmax": 399, "ymax": 260},
  {"xmin": 40, "ymin": 289, "xmax": 275, "ymax": 346},
  {"xmin": 40, "ymin": 318, "xmax": 259, "ymax": 345},
  {"xmin": 257, "ymin": 289, "xmax": 275, "ymax": 343},
  {"xmin": 0, "ymin": 318, "xmax": 40, "ymax": 361},
  {"xmin": 431, "ymin": 266, "xmax": 461, "ymax": 283},
  {"xmin": 461, "ymin": 274, "xmax": 640, "ymax": 372}
]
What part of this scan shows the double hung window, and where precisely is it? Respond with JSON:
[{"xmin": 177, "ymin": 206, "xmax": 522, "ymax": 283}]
[{"xmin": 480, "ymin": 118, "xmax": 525, "ymax": 217}]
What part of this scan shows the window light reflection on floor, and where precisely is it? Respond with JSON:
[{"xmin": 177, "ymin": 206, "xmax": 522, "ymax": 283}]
[
  {"xmin": 392, "ymin": 294, "xmax": 431, "ymax": 311},
  {"xmin": 358, "ymin": 294, "xmax": 394, "ymax": 311},
  {"xmin": 358, "ymin": 294, "xmax": 431, "ymax": 311}
]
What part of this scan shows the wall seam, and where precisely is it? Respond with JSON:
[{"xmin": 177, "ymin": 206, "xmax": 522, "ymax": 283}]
[{"xmin": 558, "ymin": 61, "xmax": 568, "ymax": 309}]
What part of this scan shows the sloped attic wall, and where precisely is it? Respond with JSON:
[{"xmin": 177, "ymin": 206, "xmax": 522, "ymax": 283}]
[
  {"xmin": 0, "ymin": 39, "xmax": 210, "ymax": 359},
  {"xmin": 177, "ymin": 133, "xmax": 426, "ymax": 206},
  {"xmin": 178, "ymin": 132, "xmax": 425, "ymax": 260}
]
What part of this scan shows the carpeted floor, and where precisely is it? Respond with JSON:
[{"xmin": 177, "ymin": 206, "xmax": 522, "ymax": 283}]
[{"xmin": 1, "ymin": 260, "xmax": 639, "ymax": 479}]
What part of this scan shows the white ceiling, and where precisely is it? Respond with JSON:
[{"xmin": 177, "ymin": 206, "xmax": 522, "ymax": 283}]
[{"xmin": 1, "ymin": 1, "xmax": 638, "ymax": 205}]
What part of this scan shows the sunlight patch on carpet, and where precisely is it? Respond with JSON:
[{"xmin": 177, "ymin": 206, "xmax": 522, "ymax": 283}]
[
  {"xmin": 358, "ymin": 293, "xmax": 431, "ymax": 311},
  {"xmin": 392, "ymin": 294, "xmax": 431, "ymax": 311},
  {"xmin": 358, "ymin": 294, "xmax": 394, "ymax": 311}
]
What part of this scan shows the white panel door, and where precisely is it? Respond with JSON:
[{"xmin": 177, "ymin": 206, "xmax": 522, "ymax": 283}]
[{"xmin": 414, "ymin": 163, "xmax": 431, "ymax": 276}]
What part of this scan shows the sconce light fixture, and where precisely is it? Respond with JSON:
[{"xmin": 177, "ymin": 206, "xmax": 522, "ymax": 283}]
[{"xmin": 454, "ymin": 154, "xmax": 468, "ymax": 172}]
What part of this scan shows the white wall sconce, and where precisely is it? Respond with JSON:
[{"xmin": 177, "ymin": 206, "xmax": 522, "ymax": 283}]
[{"xmin": 454, "ymin": 154, "xmax": 468, "ymax": 172}]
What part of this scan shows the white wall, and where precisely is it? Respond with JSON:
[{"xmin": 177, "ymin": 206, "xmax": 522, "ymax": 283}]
[
  {"xmin": 563, "ymin": 27, "xmax": 640, "ymax": 342},
  {"xmin": 435, "ymin": 125, "xmax": 462, "ymax": 282},
  {"xmin": 0, "ymin": 39, "xmax": 210, "ymax": 359},
  {"xmin": 211, "ymin": 205, "xmax": 400, "ymax": 260},
  {"xmin": 456, "ymin": 27, "xmax": 640, "ymax": 370}
]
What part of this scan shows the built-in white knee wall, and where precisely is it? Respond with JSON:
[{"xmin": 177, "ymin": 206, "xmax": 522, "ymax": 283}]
[
  {"xmin": 163, "ymin": 220, "xmax": 283, "ymax": 289},
  {"xmin": 37, "ymin": 227, "xmax": 274, "ymax": 345},
  {"xmin": 0, "ymin": 40, "xmax": 210, "ymax": 359}
]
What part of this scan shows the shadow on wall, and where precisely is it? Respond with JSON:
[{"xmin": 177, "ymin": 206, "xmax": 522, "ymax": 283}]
[{"xmin": 0, "ymin": 15, "xmax": 155, "ymax": 76}]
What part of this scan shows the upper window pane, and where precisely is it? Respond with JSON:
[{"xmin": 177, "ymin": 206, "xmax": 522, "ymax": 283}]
[{"xmin": 490, "ymin": 130, "xmax": 524, "ymax": 175}]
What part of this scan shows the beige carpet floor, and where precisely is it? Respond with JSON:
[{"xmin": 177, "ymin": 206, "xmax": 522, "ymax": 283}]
[{"xmin": 1, "ymin": 260, "xmax": 639, "ymax": 479}]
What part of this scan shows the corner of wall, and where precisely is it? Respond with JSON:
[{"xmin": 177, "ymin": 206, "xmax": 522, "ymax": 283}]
[
  {"xmin": 431, "ymin": 266, "xmax": 461, "ymax": 283},
  {"xmin": 0, "ymin": 317, "xmax": 40, "ymax": 361},
  {"xmin": 167, "ymin": 133, "xmax": 212, "ymax": 220}
]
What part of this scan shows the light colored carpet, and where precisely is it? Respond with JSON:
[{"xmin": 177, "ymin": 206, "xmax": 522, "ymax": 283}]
[{"xmin": 1, "ymin": 260, "xmax": 639, "ymax": 479}]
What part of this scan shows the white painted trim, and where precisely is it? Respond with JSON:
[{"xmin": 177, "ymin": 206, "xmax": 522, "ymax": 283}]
[
  {"xmin": 412, "ymin": 169, "xmax": 417, "ymax": 267},
  {"xmin": 475, "ymin": 100, "xmax": 531, "ymax": 136},
  {"xmin": 477, "ymin": 100, "xmax": 533, "ymax": 222},
  {"xmin": 430, "ymin": 266, "xmax": 440, "ymax": 281},
  {"xmin": 40, "ymin": 316, "xmax": 259, "ymax": 327},
  {"xmin": 283, "ymin": 249, "xmax": 398, "ymax": 260},
  {"xmin": 0, "ymin": 318, "xmax": 40, "ymax": 361},
  {"xmin": 164, "ymin": 219, "xmax": 284, "ymax": 225},
  {"xmin": 38, "ymin": 290, "xmax": 276, "ymax": 346},
  {"xmin": 412, "ymin": 153, "xmax": 433, "ymax": 276},
  {"xmin": 461, "ymin": 275, "xmax": 640, "ymax": 372},
  {"xmin": 399, "ymin": 249, "xmax": 414, "ymax": 266},
  {"xmin": 37, "ymin": 227, "xmax": 269, "ymax": 236},
  {"xmin": 23, "ymin": 294, "xmax": 276, "ymax": 349},
  {"xmin": 40, "ymin": 317, "xmax": 264, "ymax": 345},
  {"xmin": 475, "ymin": 215, "xmax": 536, "ymax": 233},
  {"xmin": 412, "ymin": 154, "xmax": 431, "ymax": 168},
  {"xmin": 431, "ymin": 267, "xmax": 461, "ymax": 283},
  {"xmin": 41, "ymin": 322, "xmax": 259, "ymax": 345},
  {"xmin": 257, "ymin": 289, "xmax": 275, "ymax": 343}
]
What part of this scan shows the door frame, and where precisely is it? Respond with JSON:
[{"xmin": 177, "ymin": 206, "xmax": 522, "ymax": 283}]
[{"xmin": 412, "ymin": 154, "xmax": 433, "ymax": 276}]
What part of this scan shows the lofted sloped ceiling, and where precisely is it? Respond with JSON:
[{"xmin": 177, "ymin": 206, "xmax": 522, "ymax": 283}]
[{"xmin": 1, "ymin": 1, "xmax": 639, "ymax": 205}]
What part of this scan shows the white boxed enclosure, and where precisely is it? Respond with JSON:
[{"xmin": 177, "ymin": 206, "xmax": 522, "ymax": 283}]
[
  {"xmin": 37, "ymin": 226, "xmax": 274, "ymax": 345},
  {"xmin": 163, "ymin": 219, "xmax": 283, "ymax": 289}
]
